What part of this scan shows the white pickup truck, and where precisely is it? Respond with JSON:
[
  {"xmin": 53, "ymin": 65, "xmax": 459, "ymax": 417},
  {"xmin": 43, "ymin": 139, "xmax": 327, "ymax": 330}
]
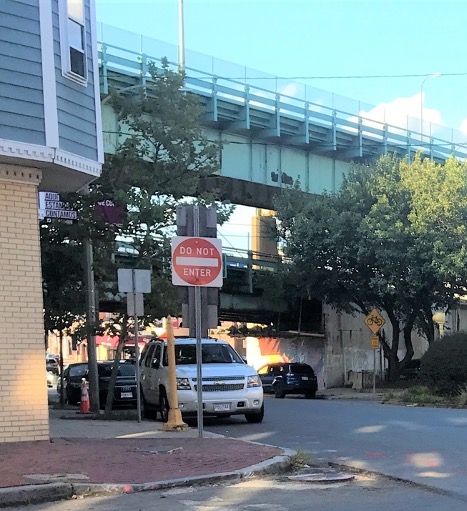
[{"xmin": 139, "ymin": 338, "xmax": 264, "ymax": 423}]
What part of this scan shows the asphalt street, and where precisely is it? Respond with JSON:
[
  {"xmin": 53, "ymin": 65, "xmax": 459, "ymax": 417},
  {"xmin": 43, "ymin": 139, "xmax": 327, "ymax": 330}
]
[
  {"xmin": 4, "ymin": 473, "xmax": 467, "ymax": 511},
  {"xmin": 202, "ymin": 395, "xmax": 467, "ymax": 497}
]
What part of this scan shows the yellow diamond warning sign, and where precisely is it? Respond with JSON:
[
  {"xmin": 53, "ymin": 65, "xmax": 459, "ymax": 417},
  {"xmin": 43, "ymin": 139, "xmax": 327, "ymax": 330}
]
[{"xmin": 364, "ymin": 309, "xmax": 385, "ymax": 334}]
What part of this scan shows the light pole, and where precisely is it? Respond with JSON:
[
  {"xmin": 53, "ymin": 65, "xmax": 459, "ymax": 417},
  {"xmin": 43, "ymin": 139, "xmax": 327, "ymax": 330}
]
[
  {"xmin": 178, "ymin": 0, "xmax": 185, "ymax": 72},
  {"xmin": 420, "ymin": 72, "xmax": 441, "ymax": 144}
]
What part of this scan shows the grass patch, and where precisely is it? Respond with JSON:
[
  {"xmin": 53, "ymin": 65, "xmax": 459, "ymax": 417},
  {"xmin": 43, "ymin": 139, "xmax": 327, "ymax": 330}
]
[
  {"xmin": 289, "ymin": 449, "xmax": 313, "ymax": 470},
  {"xmin": 384, "ymin": 385, "xmax": 467, "ymax": 408},
  {"xmin": 399, "ymin": 386, "xmax": 445, "ymax": 405}
]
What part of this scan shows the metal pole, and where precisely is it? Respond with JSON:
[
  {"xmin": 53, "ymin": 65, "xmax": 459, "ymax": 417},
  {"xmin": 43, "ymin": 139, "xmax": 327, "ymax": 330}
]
[
  {"xmin": 178, "ymin": 0, "xmax": 185, "ymax": 72},
  {"xmin": 132, "ymin": 269, "xmax": 141, "ymax": 423},
  {"xmin": 373, "ymin": 348, "xmax": 376, "ymax": 395},
  {"xmin": 194, "ymin": 206, "xmax": 203, "ymax": 438},
  {"xmin": 163, "ymin": 316, "xmax": 187, "ymax": 431},
  {"xmin": 84, "ymin": 236, "xmax": 99, "ymax": 412}
]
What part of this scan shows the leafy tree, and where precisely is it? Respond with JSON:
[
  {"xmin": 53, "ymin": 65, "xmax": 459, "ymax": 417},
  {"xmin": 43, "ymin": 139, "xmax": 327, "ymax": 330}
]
[
  {"xmin": 42, "ymin": 59, "xmax": 233, "ymax": 412},
  {"xmin": 41, "ymin": 222, "xmax": 86, "ymax": 337},
  {"xmin": 275, "ymin": 153, "xmax": 467, "ymax": 381}
]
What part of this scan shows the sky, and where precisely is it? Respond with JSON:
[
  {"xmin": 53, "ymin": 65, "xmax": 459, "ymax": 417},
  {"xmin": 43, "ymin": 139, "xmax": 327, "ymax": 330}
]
[{"xmin": 95, "ymin": 0, "xmax": 467, "ymax": 251}]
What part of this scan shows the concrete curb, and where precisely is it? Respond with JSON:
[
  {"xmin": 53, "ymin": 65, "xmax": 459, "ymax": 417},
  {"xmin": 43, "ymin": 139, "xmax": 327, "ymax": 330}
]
[
  {"xmin": 0, "ymin": 450, "xmax": 295, "ymax": 507},
  {"xmin": 0, "ymin": 483, "xmax": 73, "ymax": 508}
]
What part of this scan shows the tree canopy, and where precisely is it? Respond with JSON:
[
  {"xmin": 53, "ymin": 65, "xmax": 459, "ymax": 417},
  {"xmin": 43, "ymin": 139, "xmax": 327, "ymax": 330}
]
[
  {"xmin": 42, "ymin": 59, "xmax": 232, "ymax": 338},
  {"xmin": 275, "ymin": 153, "xmax": 467, "ymax": 380}
]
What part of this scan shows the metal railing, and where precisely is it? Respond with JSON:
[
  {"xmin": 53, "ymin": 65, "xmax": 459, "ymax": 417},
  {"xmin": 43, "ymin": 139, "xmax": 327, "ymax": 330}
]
[{"xmin": 97, "ymin": 23, "xmax": 467, "ymax": 163}]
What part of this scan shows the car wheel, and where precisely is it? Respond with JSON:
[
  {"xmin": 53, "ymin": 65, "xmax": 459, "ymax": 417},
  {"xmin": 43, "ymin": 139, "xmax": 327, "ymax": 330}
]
[
  {"xmin": 305, "ymin": 391, "xmax": 316, "ymax": 399},
  {"xmin": 245, "ymin": 403, "xmax": 264, "ymax": 423},
  {"xmin": 141, "ymin": 389, "xmax": 157, "ymax": 420},
  {"xmin": 159, "ymin": 390, "xmax": 169, "ymax": 423},
  {"xmin": 274, "ymin": 381, "xmax": 286, "ymax": 398}
]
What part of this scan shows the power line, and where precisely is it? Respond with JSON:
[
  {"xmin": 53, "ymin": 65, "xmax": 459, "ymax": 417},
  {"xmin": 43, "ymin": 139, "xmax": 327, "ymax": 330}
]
[{"xmin": 197, "ymin": 71, "xmax": 467, "ymax": 81}]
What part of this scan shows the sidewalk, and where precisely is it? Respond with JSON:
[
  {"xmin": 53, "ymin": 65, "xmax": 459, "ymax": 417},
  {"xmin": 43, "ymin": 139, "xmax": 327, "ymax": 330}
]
[
  {"xmin": 0, "ymin": 407, "xmax": 290, "ymax": 508},
  {"xmin": 0, "ymin": 388, "xmax": 390, "ymax": 507},
  {"xmin": 317, "ymin": 387, "xmax": 386, "ymax": 400}
]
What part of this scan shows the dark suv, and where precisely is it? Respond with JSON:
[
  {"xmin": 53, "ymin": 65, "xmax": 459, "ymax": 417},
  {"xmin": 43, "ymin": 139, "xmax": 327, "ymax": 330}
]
[
  {"xmin": 258, "ymin": 362, "xmax": 318, "ymax": 399},
  {"xmin": 58, "ymin": 361, "xmax": 137, "ymax": 408}
]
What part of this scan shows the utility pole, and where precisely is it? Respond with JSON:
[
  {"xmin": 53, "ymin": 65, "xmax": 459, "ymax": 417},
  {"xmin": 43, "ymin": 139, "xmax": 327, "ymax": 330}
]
[
  {"xmin": 84, "ymin": 236, "xmax": 99, "ymax": 413},
  {"xmin": 178, "ymin": 0, "xmax": 185, "ymax": 72}
]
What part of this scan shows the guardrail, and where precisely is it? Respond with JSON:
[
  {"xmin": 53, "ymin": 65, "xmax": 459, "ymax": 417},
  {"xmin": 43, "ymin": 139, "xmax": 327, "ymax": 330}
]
[{"xmin": 97, "ymin": 23, "xmax": 467, "ymax": 164}]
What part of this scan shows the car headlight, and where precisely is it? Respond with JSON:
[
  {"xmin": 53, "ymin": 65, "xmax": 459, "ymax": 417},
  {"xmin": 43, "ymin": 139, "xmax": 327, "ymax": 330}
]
[
  {"xmin": 247, "ymin": 375, "xmax": 262, "ymax": 388},
  {"xmin": 176, "ymin": 377, "xmax": 191, "ymax": 390}
]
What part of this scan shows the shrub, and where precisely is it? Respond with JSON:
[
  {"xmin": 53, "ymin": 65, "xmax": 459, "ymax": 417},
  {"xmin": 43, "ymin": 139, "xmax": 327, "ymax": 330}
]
[
  {"xmin": 399, "ymin": 385, "xmax": 445, "ymax": 405},
  {"xmin": 420, "ymin": 332, "xmax": 467, "ymax": 397}
]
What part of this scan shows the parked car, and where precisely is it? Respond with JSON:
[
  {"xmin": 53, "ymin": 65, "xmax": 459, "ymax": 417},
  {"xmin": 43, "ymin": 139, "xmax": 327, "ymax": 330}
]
[
  {"xmin": 57, "ymin": 363, "xmax": 87, "ymax": 405},
  {"xmin": 139, "ymin": 338, "xmax": 264, "ymax": 423},
  {"xmin": 46, "ymin": 355, "xmax": 60, "ymax": 374},
  {"xmin": 57, "ymin": 361, "xmax": 137, "ymax": 408},
  {"xmin": 46, "ymin": 370, "xmax": 59, "ymax": 388},
  {"xmin": 97, "ymin": 361, "xmax": 137, "ymax": 408},
  {"xmin": 258, "ymin": 362, "xmax": 318, "ymax": 399}
]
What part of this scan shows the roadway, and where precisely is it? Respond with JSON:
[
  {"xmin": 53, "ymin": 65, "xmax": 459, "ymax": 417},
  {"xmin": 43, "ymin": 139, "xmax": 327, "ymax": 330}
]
[{"xmin": 203, "ymin": 394, "xmax": 467, "ymax": 497}]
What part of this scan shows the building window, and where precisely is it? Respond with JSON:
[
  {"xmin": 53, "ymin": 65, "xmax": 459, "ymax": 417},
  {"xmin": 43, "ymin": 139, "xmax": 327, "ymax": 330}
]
[{"xmin": 60, "ymin": 0, "xmax": 87, "ymax": 85}]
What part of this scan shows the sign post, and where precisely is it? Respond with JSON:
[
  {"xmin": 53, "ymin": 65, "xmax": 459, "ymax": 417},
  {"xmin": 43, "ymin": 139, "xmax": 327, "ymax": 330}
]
[
  {"xmin": 364, "ymin": 309, "xmax": 386, "ymax": 394},
  {"xmin": 171, "ymin": 211, "xmax": 222, "ymax": 438},
  {"xmin": 118, "ymin": 268, "xmax": 151, "ymax": 423}
]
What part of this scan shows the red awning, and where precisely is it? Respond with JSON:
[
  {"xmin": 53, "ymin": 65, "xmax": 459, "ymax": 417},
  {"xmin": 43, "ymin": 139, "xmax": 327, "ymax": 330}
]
[{"xmin": 94, "ymin": 335, "xmax": 120, "ymax": 348}]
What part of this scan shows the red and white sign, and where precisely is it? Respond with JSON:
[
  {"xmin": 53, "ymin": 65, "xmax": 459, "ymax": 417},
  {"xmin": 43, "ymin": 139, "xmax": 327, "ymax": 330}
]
[{"xmin": 171, "ymin": 236, "xmax": 223, "ymax": 287}]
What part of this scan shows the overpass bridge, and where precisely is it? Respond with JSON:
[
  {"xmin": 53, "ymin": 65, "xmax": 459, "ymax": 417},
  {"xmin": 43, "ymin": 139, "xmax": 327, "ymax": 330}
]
[
  {"xmin": 98, "ymin": 24, "xmax": 467, "ymax": 209},
  {"xmin": 96, "ymin": 24, "xmax": 465, "ymax": 330},
  {"xmin": 108, "ymin": 241, "xmax": 322, "ymax": 332}
]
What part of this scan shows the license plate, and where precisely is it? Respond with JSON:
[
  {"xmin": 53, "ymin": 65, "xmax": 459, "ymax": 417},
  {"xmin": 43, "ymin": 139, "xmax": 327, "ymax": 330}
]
[
  {"xmin": 302, "ymin": 376, "xmax": 309, "ymax": 380},
  {"xmin": 214, "ymin": 403, "xmax": 231, "ymax": 412},
  {"xmin": 121, "ymin": 392, "xmax": 133, "ymax": 398}
]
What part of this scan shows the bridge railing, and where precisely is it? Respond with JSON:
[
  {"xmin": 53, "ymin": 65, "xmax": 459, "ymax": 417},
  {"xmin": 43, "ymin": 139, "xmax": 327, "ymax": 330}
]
[{"xmin": 97, "ymin": 23, "xmax": 467, "ymax": 161}]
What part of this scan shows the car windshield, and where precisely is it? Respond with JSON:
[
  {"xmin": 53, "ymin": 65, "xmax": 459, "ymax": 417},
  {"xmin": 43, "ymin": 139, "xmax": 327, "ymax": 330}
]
[
  {"xmin": 164, "ymin": 343, "xmax": 244, "ymax": 365},
  {"xmin": 288, "ymin": 364, "xmax": 315, "ymax": 375},
  {"xmin": 98, "ymin": 364, "xmax": 136, "ymax": 377},
  {"xmin": 69, "ymin": 365, "xmax": 87, "ymax": 377}
]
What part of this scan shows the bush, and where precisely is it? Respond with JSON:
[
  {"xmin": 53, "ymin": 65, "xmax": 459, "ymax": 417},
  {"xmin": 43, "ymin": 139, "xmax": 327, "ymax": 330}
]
[
  {"xmin": 420, "ymin": 332, "xmax": 467, "ymax": 397},
  {"xmin": 399, "ymin": 385, "xmax": 445, "ymax": 405}
]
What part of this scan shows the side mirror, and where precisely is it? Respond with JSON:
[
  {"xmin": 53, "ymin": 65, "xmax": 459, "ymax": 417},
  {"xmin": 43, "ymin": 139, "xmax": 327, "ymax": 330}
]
[{"xmin": 242, "ymin": 356, "xmax": 248, "ymax": 364}]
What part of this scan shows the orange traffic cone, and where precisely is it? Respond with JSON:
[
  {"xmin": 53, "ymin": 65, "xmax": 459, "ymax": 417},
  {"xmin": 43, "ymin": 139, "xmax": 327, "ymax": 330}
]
[{"xmin": 80, "ymin": 378, "xmax": 91, "ymax": 414}]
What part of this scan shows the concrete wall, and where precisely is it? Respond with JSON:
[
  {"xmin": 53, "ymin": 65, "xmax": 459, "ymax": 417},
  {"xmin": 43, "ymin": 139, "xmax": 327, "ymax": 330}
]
[
  {"xmin": 0, "ymin": 164, "xmax": 48, "ymax": 442},
  {"xmin": 245, "ymin": 335, "xmax": 326, "ymax": 390},
  {"xmin": 323, "ymin": 304, "xmax": 430, "ymax": 388}
]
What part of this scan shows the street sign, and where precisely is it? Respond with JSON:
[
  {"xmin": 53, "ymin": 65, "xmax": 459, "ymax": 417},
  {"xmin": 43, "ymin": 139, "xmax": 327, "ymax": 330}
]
[
  {"xmin": 38, "ymin": 192, "xmax": 78, "ymax": 220},
  {"xmin": 370, "ymin": 335, "xmax": 380, "ymax": 349},
  {"xmin": 117, "ymin": 269, "xmax": 151, "ymax": 293},
  {"xmin": 364, "ymin": 308, "xmax": 386, "ymax": 334},
  {"xmin": 171, "ymin": 236, "xmax": 222, "ymax": 287}
]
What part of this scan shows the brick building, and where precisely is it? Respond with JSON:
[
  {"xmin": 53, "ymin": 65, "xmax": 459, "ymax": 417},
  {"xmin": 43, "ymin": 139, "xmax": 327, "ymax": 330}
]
[{"xmin": 0, "ymin": 0, "xmax": 102, "ymax": 442}]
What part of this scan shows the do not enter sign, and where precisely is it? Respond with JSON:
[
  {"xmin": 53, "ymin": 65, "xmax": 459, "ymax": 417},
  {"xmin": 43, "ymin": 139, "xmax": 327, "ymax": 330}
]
[{"xmin": 171, "ymin": 236, "xmax": 223, "ymax": 287}]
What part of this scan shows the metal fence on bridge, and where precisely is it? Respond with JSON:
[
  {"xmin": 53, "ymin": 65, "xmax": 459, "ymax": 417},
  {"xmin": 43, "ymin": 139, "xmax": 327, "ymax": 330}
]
[{"xmin": 97, "ymin": 23, "xmax": 467, "ymax": 164}]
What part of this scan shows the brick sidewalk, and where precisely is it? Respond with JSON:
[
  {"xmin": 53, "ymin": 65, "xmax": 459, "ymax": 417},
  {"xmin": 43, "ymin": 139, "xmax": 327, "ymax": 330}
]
[{"xmin": 0, "ymin": 437, "xmax": 281, "ymax": 488}]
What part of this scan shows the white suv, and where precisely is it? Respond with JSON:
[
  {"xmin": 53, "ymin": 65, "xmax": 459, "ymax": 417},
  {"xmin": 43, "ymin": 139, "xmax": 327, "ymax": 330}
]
[{"xmin": 139, "ymin": 338, "xmax": 264, "ymax": 423}]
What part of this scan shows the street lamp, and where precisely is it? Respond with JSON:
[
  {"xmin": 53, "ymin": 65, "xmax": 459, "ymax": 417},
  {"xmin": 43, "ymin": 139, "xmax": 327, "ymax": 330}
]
[
  {"xmin": 178, "ymin": 0, "xmax": 185, "ymax": 72},
  {"xmin": 420, "ymin": 72, "xmax": 441, "ymax": 144}
]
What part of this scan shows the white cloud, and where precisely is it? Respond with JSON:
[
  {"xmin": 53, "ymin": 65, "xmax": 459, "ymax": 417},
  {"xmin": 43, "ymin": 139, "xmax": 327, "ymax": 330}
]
[{"xmin": 343, "ymin": 93, "xmax": 445, "ymax": 140}]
